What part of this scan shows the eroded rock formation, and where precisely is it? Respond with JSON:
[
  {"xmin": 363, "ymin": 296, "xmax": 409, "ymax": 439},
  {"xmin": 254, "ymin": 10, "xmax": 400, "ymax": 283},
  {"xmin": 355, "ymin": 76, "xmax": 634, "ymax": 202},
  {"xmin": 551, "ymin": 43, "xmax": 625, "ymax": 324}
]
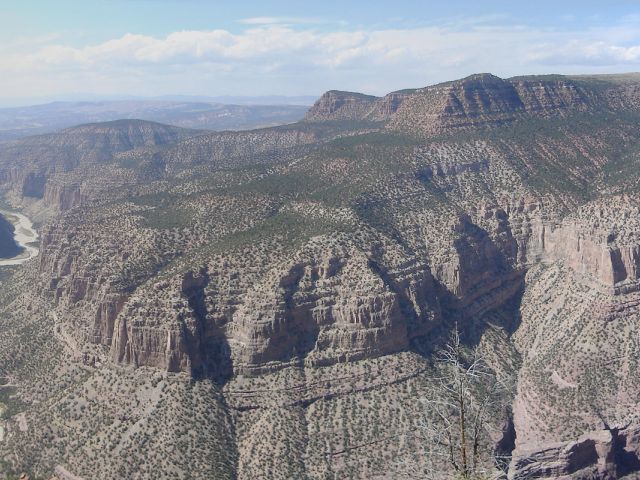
[{"xmin": 3, "ymin": 73, "xmax": 640, "ymax": 479}]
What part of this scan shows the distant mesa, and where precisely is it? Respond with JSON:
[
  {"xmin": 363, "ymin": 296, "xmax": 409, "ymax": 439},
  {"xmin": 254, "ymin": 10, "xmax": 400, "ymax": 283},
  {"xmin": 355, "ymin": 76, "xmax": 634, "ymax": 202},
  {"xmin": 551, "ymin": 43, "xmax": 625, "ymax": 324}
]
[
  {"xmin": 3, "ymin": 71, "xmax": 640, "ymax": 479},
  {"xmin": 0, "ymin": 100, "xmax": 311, "ymax": 143},
  {"xmin": 304, "ymin": 72, "xmax": 640, "ymax": 134}
]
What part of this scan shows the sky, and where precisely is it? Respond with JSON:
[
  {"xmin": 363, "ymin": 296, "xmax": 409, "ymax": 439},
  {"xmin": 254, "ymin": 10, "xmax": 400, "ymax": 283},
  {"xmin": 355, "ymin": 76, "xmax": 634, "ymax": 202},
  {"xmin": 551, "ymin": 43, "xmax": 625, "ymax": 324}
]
[{"xmin": 2, "ymin": 0, "xmax": 640, "ymax": 105}]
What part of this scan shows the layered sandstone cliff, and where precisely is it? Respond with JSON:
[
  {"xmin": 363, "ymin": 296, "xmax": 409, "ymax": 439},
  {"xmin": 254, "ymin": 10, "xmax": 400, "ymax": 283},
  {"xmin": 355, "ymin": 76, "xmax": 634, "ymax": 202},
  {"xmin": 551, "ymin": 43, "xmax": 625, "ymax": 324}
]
[
  {"xmin": 4, "ymin": 73, "xmax": 640, "ymax": 479},
  {"xmin": 304, "ymin": 73, "xmax": 640, "ymax": 136}
]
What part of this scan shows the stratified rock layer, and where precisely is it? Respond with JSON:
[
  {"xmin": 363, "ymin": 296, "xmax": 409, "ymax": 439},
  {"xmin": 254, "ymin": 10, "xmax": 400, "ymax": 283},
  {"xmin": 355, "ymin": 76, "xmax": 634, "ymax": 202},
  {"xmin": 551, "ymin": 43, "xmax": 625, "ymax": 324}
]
[{"xmin": 3, "ymin": 73, "xmax": 640, "ymax": 479}]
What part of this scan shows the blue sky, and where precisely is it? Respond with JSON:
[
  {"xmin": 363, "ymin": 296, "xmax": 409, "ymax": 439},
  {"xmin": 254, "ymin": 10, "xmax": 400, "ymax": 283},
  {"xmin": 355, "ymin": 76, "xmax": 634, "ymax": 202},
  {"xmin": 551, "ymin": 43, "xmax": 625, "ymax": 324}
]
[{"xmin": 2, "ymin": 0, "xmax": 640, "ymax": 103}]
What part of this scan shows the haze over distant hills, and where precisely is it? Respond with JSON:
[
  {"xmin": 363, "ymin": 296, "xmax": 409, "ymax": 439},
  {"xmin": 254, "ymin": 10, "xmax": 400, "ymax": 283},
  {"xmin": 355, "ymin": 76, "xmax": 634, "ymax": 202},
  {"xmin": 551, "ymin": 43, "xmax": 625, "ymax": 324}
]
[
  {"xmin": 5, "ymin": 0, "xmax": 640, "ymax": 477},
  {"xmin": 0, "ymin": 98, "xmax": 315, "ymax": 143},
  {"xmin": 0, "ymin": 94, "xmax": 317, "ymax": 109},
  {"xmin": 2, "ymin": 71, "xmax": 640, "ymax": 479}
]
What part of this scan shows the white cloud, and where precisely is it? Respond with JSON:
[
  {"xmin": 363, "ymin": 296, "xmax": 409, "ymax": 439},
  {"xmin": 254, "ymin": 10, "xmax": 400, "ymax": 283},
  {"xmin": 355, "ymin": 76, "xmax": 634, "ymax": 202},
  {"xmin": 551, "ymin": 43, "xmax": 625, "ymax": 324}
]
[
  {"xmin": 3, "ymin": 17, "xmax": 640, "ymax": 99},
  {"xmin": 529, "ymin": 40, "xmax": 640, "ymax": 66}
]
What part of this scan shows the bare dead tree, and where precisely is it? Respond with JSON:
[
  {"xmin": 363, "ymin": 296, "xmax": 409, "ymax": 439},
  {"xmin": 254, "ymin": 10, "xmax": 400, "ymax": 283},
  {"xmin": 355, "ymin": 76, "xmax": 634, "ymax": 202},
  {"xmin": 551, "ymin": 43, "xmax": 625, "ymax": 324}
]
[{"xmin": 395, "ymin": 326, "xmax": 511, "ymax": 480}]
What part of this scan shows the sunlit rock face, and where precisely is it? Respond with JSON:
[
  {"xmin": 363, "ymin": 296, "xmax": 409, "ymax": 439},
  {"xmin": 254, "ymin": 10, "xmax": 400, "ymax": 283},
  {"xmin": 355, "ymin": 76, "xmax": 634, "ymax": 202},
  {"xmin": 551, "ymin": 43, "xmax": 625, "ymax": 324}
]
[{"xmin": 4, "ymin": 73, "xmax": 640, "ymax": 479}]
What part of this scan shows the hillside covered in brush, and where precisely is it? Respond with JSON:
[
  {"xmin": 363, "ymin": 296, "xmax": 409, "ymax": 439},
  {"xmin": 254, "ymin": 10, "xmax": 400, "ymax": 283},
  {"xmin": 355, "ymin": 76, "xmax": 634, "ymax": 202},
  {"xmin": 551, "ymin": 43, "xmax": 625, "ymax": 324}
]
[{"xmin": 1, "ymin": 73, "xmax": 640, "ymax": 480}]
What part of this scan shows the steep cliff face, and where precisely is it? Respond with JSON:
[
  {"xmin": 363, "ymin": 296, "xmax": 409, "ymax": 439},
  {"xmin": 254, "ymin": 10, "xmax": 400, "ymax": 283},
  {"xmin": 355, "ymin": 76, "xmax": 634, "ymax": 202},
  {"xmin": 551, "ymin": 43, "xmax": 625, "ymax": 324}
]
[
  {"xmin": 511, "ymin": 77, "xmax": 594, "ymax": 115},
  {"xmin": 535, "ymin": 222, "xmax": 640, "ymax": 289},
  {"xmin": 304, "ymin": 91, "xmax": 382, "ymax": 121},
  {"xmin": 524, "ymin": 200, "xmax": 640, "ymax": 291},
  {"xmin": 39, "ymin": 204, "xmax": 534, "ymax": 380},
  {"xmin": 36, "ymin": 208, "xmax": 179, "ymax": 353},
  {"xmin": 387, "ymin": 74, "xmax": 595, "ymax": 134},
  {"xmin": 97, "ymin": 240, "xmax": 445, "ymax": 376},
  {"xmin": 493, "ymin": 198, "xmax": 640, "ymax": 478},
  {"xmin": 306, "ymin": 73, "xmax": 637, "ymax": 136},
  {"xmin": 42, "ymin": 182, "xmax": 84, "ymax": 211},
  {"xmin": 509, "ymin": 425, "xmax": 640, "ymax": 479},
  {"xmin": 5, "ymin": 73, "xmax": 640, "ymax": 480},
  {"xmin": 304, "ymin": 89, "xmax": 413, "ymax": 123},
  {"xmin": 0, "ymin": 120, "xmax": 199, "ymax": 212}
]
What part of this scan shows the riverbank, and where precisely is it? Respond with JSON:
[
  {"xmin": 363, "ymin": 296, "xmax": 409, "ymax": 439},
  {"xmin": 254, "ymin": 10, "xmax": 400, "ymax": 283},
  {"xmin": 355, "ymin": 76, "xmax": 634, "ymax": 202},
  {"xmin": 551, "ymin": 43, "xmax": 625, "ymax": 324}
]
[
  {"xmin": 0, "ymin": 214, "xmax": 21, "ymax": 258},
  {"xmin": 0, "ymin": 210, "xmax": 39, "ymax": 266}
]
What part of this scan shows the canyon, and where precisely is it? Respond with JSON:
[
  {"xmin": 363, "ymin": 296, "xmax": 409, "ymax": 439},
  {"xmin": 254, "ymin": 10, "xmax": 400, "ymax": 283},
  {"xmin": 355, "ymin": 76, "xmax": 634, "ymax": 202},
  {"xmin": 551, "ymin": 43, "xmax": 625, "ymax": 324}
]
[{"xmin": 1, "ymin": 73, "xmax": 640, "ymax": 479}]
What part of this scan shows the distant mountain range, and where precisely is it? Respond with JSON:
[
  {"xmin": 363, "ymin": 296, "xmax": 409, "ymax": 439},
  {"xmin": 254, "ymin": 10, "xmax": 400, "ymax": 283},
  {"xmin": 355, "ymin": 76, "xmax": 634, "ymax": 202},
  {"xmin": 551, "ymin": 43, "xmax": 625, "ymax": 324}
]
[
  {"xmin": 0, "ymin": 94, "xmax": 318, "ymax": 108},
  {"xmin": 4, "ymin": 72, "xmax": 640, "ymax": 479},
  {"xmin": 0, "ymin": 98, "xmax": 315, "ymax": 142}
]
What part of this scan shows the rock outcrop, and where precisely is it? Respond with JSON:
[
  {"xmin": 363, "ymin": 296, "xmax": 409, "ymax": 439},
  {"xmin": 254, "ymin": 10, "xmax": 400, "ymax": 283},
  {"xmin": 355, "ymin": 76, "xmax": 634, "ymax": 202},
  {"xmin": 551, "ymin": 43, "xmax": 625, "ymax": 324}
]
[
  {"xmin": 387, "ymin": 74, "xmax": 596, "ymax": 134},
  {"xmin": 509, "ymin": 424, "xmax": 640, "ymax": 479},
  {"xmin": 304, "ymin": 91, "xmax": 382, "ymax": 121},
  {"xmin": 0, "ymin": 119, "xmax": 199, "ymax": 210},
  {"xmin": 104, "ymin": 245, "xmax": 444, "ymax": 376},
  {"xmin": 523, "ymin": 200, "xmax": 640, "ymax": 292},
  {"xmin": 4, "ymin": 72, "xmax": 640, "ymax": 479},
  {"xmin": 305, "ymin": 73, "xmax": 640, "ymax": 136}
]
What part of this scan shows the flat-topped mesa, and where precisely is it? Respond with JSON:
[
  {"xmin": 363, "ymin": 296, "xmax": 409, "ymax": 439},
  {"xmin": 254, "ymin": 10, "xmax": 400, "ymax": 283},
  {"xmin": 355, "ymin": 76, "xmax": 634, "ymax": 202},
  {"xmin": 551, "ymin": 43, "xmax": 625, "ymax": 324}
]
[
  {"xmin": 387, "ymin": 73, "xmax": 595, "ymax": 134},
  {"xmin": 2, "ymin": 119, "xmax": 197, "ymax": 166},
  {"xmin": 303, "ymin": 89, "xmax": 412, "ymax": 122},
  {"xmin": 303, "ymin": 90, "xmax": 382, "ymax": 121},
  {"xmin": 57, "ymin": 119, "xmax": 198, "ymax": 155},
  {"xmin": 0, "ymin": 119, "xmax": 199, "ymax": 205},
  {"xmin": 305, "ymin": 73, "xmax": 617, "ymax": 133}
]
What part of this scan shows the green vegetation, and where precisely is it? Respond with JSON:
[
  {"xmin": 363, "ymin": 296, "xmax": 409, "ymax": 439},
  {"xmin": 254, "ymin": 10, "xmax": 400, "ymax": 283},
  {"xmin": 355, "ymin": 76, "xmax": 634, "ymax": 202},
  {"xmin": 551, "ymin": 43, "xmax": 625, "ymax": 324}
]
[
  {"xmin": 139, "ymin": 204, "xmax": 195, "ymax": 230},
  {"xmin": 0, "ymin": 384, "xmax": 25, "ymax": 419},
  {"xmin": 4, "ymin": 72, "xmax": 640, "ymax": 479}
]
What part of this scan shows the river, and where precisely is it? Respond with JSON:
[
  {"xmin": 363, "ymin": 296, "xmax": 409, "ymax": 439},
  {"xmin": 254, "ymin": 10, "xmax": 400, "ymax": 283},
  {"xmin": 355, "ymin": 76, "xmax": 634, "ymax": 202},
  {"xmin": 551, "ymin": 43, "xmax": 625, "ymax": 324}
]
[{"xmin": 0, "ymin": 210, "xmax": 39, "ymax": 266}]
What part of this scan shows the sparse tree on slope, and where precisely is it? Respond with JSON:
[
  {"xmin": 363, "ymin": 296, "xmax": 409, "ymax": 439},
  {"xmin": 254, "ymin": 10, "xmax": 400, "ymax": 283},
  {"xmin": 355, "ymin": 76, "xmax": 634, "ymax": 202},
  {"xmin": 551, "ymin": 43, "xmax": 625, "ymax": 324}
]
[{"xmin": 396, "ymin": 327, "xmax": 510, "ymax": 479}]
